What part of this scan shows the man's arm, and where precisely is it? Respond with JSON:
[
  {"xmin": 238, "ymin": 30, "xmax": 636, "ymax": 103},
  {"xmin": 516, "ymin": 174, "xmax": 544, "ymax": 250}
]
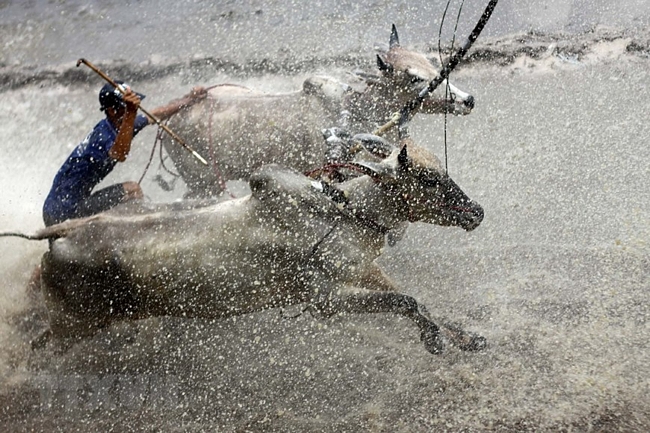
[
  {"xmin": 109, "ymin": 90, "xmax": 141, "ymax": 162},
  {"xmin": 147, "ymin": 87, "xmax": 208, "ymax": 124}
]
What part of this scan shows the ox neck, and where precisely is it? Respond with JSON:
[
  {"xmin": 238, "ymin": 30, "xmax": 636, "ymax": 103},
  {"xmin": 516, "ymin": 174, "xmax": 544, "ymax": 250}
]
[
  {"xmin": 345, "ymin": 82, "xmax": 402, "ymax": 128},
  {"xmin": 337, "ymin": 176, "xmax": 408, "ymax": 234}
]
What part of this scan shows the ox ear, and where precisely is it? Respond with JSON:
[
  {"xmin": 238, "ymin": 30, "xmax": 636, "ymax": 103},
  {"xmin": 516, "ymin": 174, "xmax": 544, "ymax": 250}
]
[
  {"xmin": 390, "ymin": 24, "xmax": 400, "ymax": 49},
  {"xmin": 376, "ymin": 54, "xmax": 393, "ymax": 74},
  {"xmin": 351, "ymin": 133, "xmax": 396, "ymax": 159}
]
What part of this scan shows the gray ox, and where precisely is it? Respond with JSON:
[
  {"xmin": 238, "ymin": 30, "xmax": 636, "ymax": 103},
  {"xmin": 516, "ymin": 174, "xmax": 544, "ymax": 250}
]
[
  {"xmin": 163, "ymin": 25, "xmax": 475, "ymax": 197},
  {"xmin": 35, "ymin": 136, "xmax": 485, "ymax": 354}
]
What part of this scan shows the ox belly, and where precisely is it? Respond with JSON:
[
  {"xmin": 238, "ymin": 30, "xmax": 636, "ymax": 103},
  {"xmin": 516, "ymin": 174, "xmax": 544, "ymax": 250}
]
[{"xmin": 40, "ymin": 195, "xmax": 341, "ymax": 337}]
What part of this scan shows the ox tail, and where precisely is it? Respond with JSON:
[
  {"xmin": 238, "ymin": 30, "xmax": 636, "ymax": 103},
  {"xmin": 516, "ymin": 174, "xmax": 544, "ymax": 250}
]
[
  {"xmin": 0, "ymin": 225, "xmax": 68, "ymax": 241},
  {"xmin": 0, "ymin": 231, "xmax": 46, "ymax": 240}
]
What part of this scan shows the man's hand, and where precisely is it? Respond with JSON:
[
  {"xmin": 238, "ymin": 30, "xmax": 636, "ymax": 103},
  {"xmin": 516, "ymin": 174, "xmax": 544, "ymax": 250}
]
[
  {"xmin": 109, "ymin": 87, "xmax": 141, "ymax": 162},
  {"xmin": 121, "ymin": 87, "xmax": 142, "ymax": 112},
  {"xmin": 188, "ymin": 86, "xmax": 208, "ymax": 102},
  {"xmin": 149, "ymin": 86, "xmax": 209, "ymax": 122}
]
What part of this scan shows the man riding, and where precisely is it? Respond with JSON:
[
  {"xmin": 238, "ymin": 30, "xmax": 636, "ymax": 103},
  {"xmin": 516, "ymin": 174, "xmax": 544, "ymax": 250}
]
[{"xmin": 42, "ymin": 81, "xmax": 207, "ymax": 226}]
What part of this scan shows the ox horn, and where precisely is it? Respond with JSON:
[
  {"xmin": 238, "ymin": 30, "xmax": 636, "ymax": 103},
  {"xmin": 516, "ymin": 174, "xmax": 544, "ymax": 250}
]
[
  {"xmin": 390, "ymin": 24, "xmax": 400, "ymax": 48},
  {"xmin": 374, "ymin": 0, "xmax": 500, "ymax": 137},
  {"xmin": 351, "ymin": 133, "xmax": 395, "ymax": 159},
  {"xmin": 397, "ymin": 145, "xmax": 410, "ymax": 168},
  {"xmin": 376, "ymin": 54, "xmax": 393, "ymax": 74},
  {"xmin": 348, "ymin": 161, "xmax": 385, "ymax": 180}
]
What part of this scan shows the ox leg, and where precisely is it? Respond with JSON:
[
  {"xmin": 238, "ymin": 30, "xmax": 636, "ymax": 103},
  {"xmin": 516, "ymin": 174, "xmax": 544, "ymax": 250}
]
[
  {"xmin": 437, "ymin": 321, "xmax": 487, "ymax": 352},
  {"xmin": 23, "ymin": 264, "xmax": 55, "ymax": 350},
  {"xmin": 314, "ymin": 288, "xmax": 444, "ymax": 354},
  {"xmin": 319, "ymin": 290, "xmax": 486, "ymax": 354},
  {"xmin": 357, "ymin": 264, "xmax": 487, "ymax": 352}
]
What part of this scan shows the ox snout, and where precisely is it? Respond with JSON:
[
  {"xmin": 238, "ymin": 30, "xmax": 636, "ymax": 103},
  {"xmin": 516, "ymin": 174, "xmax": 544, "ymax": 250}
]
[
  {"xmin": 440, "ymin": 176, "xmax": 483, "ymax": 231},
  {"xmin": 460, "ymin": 202, "xmax": 483, "ymax": 232},
  {"xmin": 464, "ymin": 95, "xmax": 475, "ymax": 110},
  {"xmin": 420, "ymin": 93, "xmax": 474, "ymax": 115}
]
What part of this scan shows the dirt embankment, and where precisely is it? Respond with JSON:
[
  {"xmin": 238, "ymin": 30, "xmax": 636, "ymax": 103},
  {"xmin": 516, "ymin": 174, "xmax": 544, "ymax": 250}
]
[{"xmin": 1, "ymin": 27, "xmax": 648, "ymax": 93}]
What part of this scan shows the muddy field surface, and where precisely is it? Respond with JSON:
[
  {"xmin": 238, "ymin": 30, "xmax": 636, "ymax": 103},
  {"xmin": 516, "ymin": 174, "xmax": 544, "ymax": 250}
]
[{"xmin": 1, "ymin": 1, "xmax": 650, "ymax": 431}]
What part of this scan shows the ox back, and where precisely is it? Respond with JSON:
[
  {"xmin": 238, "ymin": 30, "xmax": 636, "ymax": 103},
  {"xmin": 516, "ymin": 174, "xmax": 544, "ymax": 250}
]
[{"xmin": 164, "ymin": 81, "xmax": 343, "ymax": 197}]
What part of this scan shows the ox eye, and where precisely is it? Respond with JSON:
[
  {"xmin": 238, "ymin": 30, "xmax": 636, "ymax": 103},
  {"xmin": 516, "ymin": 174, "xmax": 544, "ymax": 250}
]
[{"xmin": 420, "ymin": 177, "xmax": 439, "ymax": 188}]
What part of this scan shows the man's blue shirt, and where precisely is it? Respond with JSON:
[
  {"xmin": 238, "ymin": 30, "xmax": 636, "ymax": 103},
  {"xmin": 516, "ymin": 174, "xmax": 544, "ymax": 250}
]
[{"xmin": 43, "ymin": 114, "xmax": 149, "ymax": 223}]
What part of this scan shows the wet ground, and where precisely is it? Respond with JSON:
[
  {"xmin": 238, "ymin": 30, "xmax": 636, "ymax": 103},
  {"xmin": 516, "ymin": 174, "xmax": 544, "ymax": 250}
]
[{"xmin": 1, "ymin": 1, "xmax": 649, "ymax": 431}]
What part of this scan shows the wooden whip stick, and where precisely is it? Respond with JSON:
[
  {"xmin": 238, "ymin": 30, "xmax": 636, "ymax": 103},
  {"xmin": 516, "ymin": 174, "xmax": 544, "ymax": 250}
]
[{"xmin": 76, "ymin": 58, "xmax": 208, "ymax": 166}]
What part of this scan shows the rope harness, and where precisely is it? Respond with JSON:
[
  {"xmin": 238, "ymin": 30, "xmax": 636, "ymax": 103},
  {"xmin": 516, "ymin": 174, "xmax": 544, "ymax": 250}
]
[{"xmin": 140, "ymin": 89, "xmax": 236, "ymax": 198}]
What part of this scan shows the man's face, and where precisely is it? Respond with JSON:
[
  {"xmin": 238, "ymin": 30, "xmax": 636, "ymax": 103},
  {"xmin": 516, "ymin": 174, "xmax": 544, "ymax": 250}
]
[{"xmin": 106, "ymin": 105, "xmax": 126, "ymax": 124}]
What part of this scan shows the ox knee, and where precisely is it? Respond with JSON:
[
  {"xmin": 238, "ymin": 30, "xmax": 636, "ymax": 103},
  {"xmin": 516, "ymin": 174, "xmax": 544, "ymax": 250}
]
[{"xmin": 390, "ymin": 294, "xmax": 419, "ymax": 316}]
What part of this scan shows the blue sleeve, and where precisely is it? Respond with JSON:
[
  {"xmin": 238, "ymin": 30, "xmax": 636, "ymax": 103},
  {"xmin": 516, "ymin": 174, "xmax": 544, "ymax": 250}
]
[
  {"xmin": 84, "ymin": 123, "xmax": 115, "ymax": 162},
  {"xmin": 133, "ymin": 114, "xmax": 150, "ymax": 136}
]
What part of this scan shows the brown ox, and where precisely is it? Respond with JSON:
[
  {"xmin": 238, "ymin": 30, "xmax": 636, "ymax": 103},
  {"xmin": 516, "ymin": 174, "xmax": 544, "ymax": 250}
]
[
  {"xmin": 32, "ymin": 135, "xmax": 484, "ymax": 354},
  {"xmin": 162, "ymin": 25, "xmax": 475, "ymax": 197}
]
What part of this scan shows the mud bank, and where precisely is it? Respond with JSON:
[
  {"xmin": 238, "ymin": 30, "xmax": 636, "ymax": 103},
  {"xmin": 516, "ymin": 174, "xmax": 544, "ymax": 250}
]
[{"xmin": 2, "ymin": 26, "xmax": 650, "ymax": 92}]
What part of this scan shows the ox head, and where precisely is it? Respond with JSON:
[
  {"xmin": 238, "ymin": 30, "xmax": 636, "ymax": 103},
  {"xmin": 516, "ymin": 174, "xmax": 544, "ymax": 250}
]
[
  {"xmin": 352, "ymin": 135, "xmax": 483, "ymax": 231},
  {"xmin": 376, "ymin": 25, "xmax": 474, "ymax": 116}
]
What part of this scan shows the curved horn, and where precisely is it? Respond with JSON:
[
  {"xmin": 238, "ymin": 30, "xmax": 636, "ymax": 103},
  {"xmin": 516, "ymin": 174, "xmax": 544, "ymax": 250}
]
[
  {"xmin": 390, "ymin": 24, "xmax": 400, "ymax": 48},
  {"xmin": 397, "ymin": 144, "xmax": 410, "ymax": 168},
  {"xmin": 376, "ymin": 54, "xmax": 393, "ymax": 74}
]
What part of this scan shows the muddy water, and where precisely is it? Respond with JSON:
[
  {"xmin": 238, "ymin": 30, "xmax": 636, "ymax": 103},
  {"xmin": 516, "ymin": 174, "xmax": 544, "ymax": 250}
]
[{"xmin": 1, "ymin": 1, "xmax": 650, "ymax": 431}]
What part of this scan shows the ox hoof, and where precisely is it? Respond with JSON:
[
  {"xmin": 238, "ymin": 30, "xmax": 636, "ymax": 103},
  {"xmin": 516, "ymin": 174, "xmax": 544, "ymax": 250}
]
[
  {"xmin": 458, "ymin": 333, "xmax": 487, "ymax": 352},
  {"xmin": 441, "ymin": 323, "xmax": 488, "ymax": 352},
  {"xmin": 421, "ymin": 324, "xmax": 444, "ymax": 355}
]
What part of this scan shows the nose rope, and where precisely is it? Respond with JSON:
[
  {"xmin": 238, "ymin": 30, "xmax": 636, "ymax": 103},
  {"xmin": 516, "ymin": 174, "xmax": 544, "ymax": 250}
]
[
  {"xmin": 401, "ymin": 191, "xmax": 477, "ymax": 222},
  {"xmin": 140, "ymin": 120, "xmax": 181, "ymax": 188},
  {"xmin": 207, "ymin": 96, "xmax": 236, "ymax": 199},
  {"xmin": 304, "ymin": 162, "xmax": 372, "ymax": 180}
]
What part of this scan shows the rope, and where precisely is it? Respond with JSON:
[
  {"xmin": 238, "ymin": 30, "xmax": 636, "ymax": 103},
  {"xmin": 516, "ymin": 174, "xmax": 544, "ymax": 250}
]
[
  {"xmin": 439, "ymin": 0, "xmax": 452, "ymax": 174},
  {"xmin": 206, "ymin": 97, "xmax": 236, "ymax": 199},
  {"xmin": 438, "ymin": 1, "xmax": 453, "ymax": 66},
  {"xmin": 138, "ymin": 123, "xmax": 165, "ymax": 185},
  {"xmin": 158, "ymin": 133, "xmax": 181, "ymax": 178},
  {"xmin": 438, "ymin": 0, "xmax": 467, "ymax": 175}
]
